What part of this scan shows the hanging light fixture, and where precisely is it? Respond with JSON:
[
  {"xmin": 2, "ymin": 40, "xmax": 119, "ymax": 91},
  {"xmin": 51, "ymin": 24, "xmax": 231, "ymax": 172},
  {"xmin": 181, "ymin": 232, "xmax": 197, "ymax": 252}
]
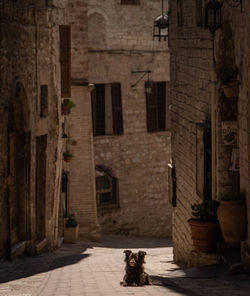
[
  {"xmin": 205, "ymin": 0, "xmax": 222, "ymax": 37},
  {"xmin": 153, "ymin": 0, "xmax": 168, "ymax": 41}
]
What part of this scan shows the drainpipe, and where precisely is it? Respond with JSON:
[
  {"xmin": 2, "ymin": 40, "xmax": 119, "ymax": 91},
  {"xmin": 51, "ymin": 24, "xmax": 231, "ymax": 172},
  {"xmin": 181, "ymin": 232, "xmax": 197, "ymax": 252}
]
[{"xmin": 211, "ymin": 68, "xmax": 217, "ymax": 200}]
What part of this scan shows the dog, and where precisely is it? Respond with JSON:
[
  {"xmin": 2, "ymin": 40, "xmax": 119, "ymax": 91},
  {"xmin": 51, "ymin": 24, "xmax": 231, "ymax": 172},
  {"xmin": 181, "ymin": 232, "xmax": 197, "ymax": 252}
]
[{"xmin": 121, "ymin": 250, "xmax": 152, "ymax": 286}]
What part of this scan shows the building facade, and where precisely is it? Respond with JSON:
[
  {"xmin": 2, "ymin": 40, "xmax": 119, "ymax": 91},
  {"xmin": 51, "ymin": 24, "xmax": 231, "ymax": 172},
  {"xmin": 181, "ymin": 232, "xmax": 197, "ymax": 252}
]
[
  {"xmin": 0, "ymin": 0, "xmax": 100, "ymax": 259},
  {"xmin": 87, "ymin": 0, "xmax": 172, "ymax": 237},
  {"xmin": 0, "ymin": 0, "xmax": 68, "ymax": 259},
  {"xmin": 169, "ymin": 0, "xmax": 250, "ymax": 266}
]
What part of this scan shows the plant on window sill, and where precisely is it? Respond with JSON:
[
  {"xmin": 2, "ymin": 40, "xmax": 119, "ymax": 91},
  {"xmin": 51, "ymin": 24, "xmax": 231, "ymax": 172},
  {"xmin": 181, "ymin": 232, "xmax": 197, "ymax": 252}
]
[
  {"xmin": 95, "ymin": 164, "xmax": 115, "ymax": 178},
  {"xmin": 65, "ymin": 213, "xmax": 78, "ymax": 228},
  {"xmin": 61, "ymin": 99, "xmax": 76, "ymax": 115},
  {"xmin": 63, "ymin": 151, "xmax": 73, "ymax": 162}
]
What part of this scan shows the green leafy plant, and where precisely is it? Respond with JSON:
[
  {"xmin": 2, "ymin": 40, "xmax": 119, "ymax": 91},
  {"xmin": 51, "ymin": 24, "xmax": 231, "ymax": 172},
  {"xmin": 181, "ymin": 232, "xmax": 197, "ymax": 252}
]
[
  {"xmin": 220, "ymin": 192, "xmax": 245, "ymax": 201},
  {"xmin": 216, "ymin": 67, "xmax": 239, "ymax": 86},
  {"xmin": 63, "ymin": 152, "xmax": 72, "ymax": 158},
  {"xmin": 65, "ymin": 213, "xmax": 78, "ymax": 228},
  {"xmin": 62, "ymin": 99, "xmax": 76, "ymax": 109},
  {"xmin": 61, "ymin": 99, "xmax": 76, "ymax": 115},
  {"xmin": 191, "ymin": 199, "xmax": 220, "ymax": 221}
]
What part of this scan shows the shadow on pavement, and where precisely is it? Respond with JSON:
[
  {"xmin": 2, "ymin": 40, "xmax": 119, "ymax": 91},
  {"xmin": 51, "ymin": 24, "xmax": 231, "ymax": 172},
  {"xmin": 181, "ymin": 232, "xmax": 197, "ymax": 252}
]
[
  {"xmin": 90, "ymin": 234, "xmax": 173, "ymax": 249},
  {"xmin": 151, "ymin": 275, "xmax": 203, "ymax": 296},
  {"xmin": 0, "ymin": 248, "xmax": 90, "ymax": 284}
]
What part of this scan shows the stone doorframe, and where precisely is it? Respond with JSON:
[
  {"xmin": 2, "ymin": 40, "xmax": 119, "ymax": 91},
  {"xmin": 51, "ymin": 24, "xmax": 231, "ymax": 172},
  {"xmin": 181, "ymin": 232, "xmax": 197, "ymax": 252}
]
[{"xmin": 7, "ymin": 78, "xmax": 31, "ymax": 259}]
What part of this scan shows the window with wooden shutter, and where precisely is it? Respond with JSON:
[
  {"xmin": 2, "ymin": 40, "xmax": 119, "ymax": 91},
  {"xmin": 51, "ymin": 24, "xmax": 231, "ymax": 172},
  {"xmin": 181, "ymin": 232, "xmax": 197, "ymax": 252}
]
[
  {"xmin": 111, "ymin": 83, "xmax": 123, "ymax": 135},
  {"xmin": 96, "ymin": 175, "xmax": 119, "ymax": 209},
  {"xmin": 91, "ymin": 83, "xmax": 123, "ymax": 136},
  {"xmin": 146, "ymin": 82, "xmax": 166, "ymax": 133},
  {"xmin": 177, "ymin": 0, "xmax": 183, "ymax": 27},
  {"xmin": 59, "ymin": 25, "xmax": 71, "ymax": 98},
  {"xmin": 91, "ymin": 84, "xmax": 105, "ymax": 136},
  {"xmin": 121, "ymin": 0, "xmax": 140, "ymax": 4}
]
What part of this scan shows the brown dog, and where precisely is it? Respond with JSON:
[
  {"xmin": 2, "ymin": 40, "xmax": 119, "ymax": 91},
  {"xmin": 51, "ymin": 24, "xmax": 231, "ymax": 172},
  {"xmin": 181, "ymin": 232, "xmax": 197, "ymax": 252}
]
[{"xmin": 121, "ymin": 250, "xmax": 152, "ymax": 286}]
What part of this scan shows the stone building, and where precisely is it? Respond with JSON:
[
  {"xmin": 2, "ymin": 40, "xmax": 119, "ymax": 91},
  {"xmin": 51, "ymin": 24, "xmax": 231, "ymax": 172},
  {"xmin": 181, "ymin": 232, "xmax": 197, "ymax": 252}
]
[
  {"xmin": 0, "ymin": 0, "xmax": 100, "ymax": 259},
  {"xmin": 86, "ymin": 0, "xmax": 172, "ymax": 237},
  {"xmin": 169, "ymin": 0, "xmax": 250, "ymax": 266}
]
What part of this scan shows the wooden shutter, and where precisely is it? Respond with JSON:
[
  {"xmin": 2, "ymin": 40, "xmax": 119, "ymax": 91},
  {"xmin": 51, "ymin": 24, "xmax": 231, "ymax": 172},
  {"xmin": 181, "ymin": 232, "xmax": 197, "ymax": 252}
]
[
  {"xmin": 111, "ymin": 83, "xmax": 123, "ymax": 135},
  {"xmin": 146, "ymin": 83, "xmax": 158, "ymax": 132},
  {"xmin": 157, "ymin": 82, "xmax": 166, "ymax": 131},
  {"xmin": 94, "ymin": 84, "xmax": 105, "ymax": 136},
  {"xmin": 60, "ymin": 25, "xmax": 71, "ymax": 97},
  {"xmin": 121, "ymin": 0, "xmax": 140, "ymax": 4},
  {"xmin": 112, "ymin": 177, "xmax": 119, "ymax": 205}
]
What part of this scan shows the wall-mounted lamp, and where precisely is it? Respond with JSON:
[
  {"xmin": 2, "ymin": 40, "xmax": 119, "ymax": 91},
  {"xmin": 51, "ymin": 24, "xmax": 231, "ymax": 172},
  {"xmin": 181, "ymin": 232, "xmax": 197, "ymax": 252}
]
[
  {"xmin": 131, "ymin": 70, "xmax": 153, "ymax": 94},
  {"xmin": 205, "ymin": 0, "xmax": 223, "ymax": 37},
  {"xmin": 205, "ymin": 0, "xmax": 243, "ymax": 63},
  {"xmin": 153, "ymin": 0, "xmax": 168, "ymax": 41}
]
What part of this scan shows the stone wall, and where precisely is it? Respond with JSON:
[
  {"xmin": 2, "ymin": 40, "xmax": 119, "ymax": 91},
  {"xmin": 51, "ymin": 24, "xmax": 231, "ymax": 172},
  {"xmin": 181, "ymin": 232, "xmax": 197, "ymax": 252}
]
[
  {"xmin": 219, "ymin": 4, "xmax": 250, "ymax": 265},
  {"xmin": 0, "ymin": 1, "xmax": 66, "ymax": 258},
  {"xmin": 169, "ymin": 0, "xmax": 215, "ymax": 263},
  {"xmin": 65, "ymin": 0, "xmax": 101, "ymax": 241},
  {"xmin": 88, "ymin": 0, "xmax": 172, "ymax": 237},
  {"xmin": 169, "ymin": 0, "xmax": 250, "ymax": 265}
]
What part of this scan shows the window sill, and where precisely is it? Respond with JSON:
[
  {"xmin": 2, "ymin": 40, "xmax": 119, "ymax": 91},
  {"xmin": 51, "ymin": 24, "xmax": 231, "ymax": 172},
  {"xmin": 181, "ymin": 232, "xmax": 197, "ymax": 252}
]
[{"xmin": 98, "ymin": 203, "xmax": 120, "ymax": 211}]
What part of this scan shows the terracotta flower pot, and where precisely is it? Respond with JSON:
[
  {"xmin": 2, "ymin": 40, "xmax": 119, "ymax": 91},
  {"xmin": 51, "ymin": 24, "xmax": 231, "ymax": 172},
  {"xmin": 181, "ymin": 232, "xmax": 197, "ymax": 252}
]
[
  {"xmin": 64, "ymin": 157, "xmax": 71, "ymax": 162},
  {"xmin": 188, "ymin": 219, "xmax": 221, "ymax": 253},
  {"xmin": 64, "ymin": 224, "xmax": 79, "ymax": 243},
  {"xmin": 218, "ymin": 200, "xmax": 246, "ymax": 242},
  {"xmin": 221, "ymin": 81, "xmax": 239, "ymax": 98},
  {"xmin": 61, "ymin": 105, "xmax": 70, "ymax": 115}
]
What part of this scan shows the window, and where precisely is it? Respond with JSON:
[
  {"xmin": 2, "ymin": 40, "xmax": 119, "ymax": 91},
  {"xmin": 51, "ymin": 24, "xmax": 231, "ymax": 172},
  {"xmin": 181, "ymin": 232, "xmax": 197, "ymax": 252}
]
[
  {"xmin": 196, "ymin": 0, "xmax": 204, "ymax": 27},
  {"xmin": 91, "ymin": 83, "xmax": 123, "ymax": 136},
  {"xmin": 40, "ymin": 85, "xmax": 48, "ymax": 117},
  {"xmin": 121, "ymin": 0, "xmax": 140, "ymax": 4},
  {"xmin": 177, "ymin": 0, "xmax": 183, "ymax": 27},
  {"xmin": 59, "ymin": 25, "xmax": 71, "ymax": 97},
  {"xmin": 146, "ymin": 82, "xmax": 166, "ymax": 133},
  {"xmin": 96, "ymin": 175, "xmax": 119, "ymax": 208}
]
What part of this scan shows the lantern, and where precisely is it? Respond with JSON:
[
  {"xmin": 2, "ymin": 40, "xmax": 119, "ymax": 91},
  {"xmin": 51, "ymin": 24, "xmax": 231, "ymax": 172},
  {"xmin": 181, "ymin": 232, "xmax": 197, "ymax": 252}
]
[
  {"xmin": 205, "ymin": 0, "xmax": 222, "ymax": 36},
  {"xmin": 153, "ymin": 0, "xmax": 168, "ymax": 41}
]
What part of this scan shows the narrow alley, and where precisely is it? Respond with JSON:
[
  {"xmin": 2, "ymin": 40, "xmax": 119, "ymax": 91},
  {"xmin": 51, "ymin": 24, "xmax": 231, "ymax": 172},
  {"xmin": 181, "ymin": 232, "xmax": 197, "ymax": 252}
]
[{"xmin": 0, "ymin": 235, "xmax": 250, "ymax": 296}]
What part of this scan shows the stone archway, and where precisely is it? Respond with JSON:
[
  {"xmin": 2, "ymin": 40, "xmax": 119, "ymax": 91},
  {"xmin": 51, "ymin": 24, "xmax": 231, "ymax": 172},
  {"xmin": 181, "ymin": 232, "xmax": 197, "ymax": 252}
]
[{"xmin": 8, "ymin": 80, "xmax": 31, "ymax": 250}]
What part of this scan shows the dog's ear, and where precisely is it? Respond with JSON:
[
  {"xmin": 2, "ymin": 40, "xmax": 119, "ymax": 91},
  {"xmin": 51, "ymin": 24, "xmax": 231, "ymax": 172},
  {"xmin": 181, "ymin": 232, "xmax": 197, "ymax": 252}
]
[
  {"xmin": 138, "ymin": 251, "xmax": 146, "ymax": 257},
  {"xmin": 124, "ymin": 250, "xmax": 132, "ymax": 257}
]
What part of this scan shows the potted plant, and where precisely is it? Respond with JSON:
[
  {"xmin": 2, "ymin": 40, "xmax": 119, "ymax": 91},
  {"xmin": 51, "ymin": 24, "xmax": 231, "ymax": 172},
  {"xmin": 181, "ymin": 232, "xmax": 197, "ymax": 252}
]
[
  {"xmin": 64, "ymin": 213, "xmax": 79, "ymax": 243},
  {"xmin": 63, "ymin": 151, "xmax": 73, "ymax": 162},
  {"xmin": 217, "ymin": 192, "xmax": 246, "ymax": 242},
  {"xmin": 188, "ymin": 199, "xmax": 221, "ymax": 253},
  {"xmin": 217, "ymin": 67, "xmax": 239, "ymax": 98},
  {"xmin": 61, "ymin": 99, "xmax": 76, "ymax": 115}
]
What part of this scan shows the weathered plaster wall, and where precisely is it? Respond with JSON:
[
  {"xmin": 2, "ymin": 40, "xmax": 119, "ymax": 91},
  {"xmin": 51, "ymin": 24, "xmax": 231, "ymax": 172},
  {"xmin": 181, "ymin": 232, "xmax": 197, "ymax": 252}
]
[{"xmin": 88, "ymin": 0, "xmax": 172, "ymax": 238}]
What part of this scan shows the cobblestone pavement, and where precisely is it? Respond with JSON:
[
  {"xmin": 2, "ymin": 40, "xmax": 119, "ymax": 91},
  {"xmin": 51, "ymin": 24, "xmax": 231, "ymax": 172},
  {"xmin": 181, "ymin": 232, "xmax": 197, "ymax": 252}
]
[{"xmin": 0, "ymin": 235, "xmax": 250, "ymax": 296}]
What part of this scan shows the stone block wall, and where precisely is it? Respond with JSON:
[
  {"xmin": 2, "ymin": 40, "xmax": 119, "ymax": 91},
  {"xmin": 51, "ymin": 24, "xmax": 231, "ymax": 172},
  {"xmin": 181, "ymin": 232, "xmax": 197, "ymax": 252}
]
[
  {"xmin": 169, "ymin": 0, "xmax": 250, "ymax": 265},
  {"xmin": 65, "ymin": 0, "xmax": 101, "ymax": 241},
  {"xmin": 0, "ymin": 1, "xmax": 66, "ymax": 258},
  {"xmin": 169, "ymin": 0, "xmax": 216, "ymax": 263},
  {"xmin": 88, "ymin": 0, "xmax": 172, "ymax": 238}
]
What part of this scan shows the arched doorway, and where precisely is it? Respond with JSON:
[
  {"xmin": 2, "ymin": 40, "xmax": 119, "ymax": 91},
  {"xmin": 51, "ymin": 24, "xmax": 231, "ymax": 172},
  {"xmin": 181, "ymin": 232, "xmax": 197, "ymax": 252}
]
[{"xmin": 8, "ymin": 80, "xmax": 31, "ymax": 254}]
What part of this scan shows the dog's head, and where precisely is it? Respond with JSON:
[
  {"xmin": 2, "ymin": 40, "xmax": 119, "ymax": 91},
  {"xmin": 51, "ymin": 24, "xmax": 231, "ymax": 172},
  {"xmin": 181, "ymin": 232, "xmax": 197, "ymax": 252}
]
[{"xmin": 123, "ymin": 250, "xmax": 147, "ymax": 268}]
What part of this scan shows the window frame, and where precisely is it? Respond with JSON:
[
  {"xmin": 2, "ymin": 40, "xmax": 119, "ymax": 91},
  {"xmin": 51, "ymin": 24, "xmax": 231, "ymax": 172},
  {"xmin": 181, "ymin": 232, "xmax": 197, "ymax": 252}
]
[
  {"xmin": 121, "ymin": 0, "xmax": 140, "ymax": 5},
  {"xmin": 96, "ymin": 174, "xmax": 119, "ymax": 210},
  {"xmin": 146, "ymin": 81, "xmax": 167, "ymax": 133},
  {"xmin": 91, "ymin": 83, "xmax": 123, "ymax": 136}
]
